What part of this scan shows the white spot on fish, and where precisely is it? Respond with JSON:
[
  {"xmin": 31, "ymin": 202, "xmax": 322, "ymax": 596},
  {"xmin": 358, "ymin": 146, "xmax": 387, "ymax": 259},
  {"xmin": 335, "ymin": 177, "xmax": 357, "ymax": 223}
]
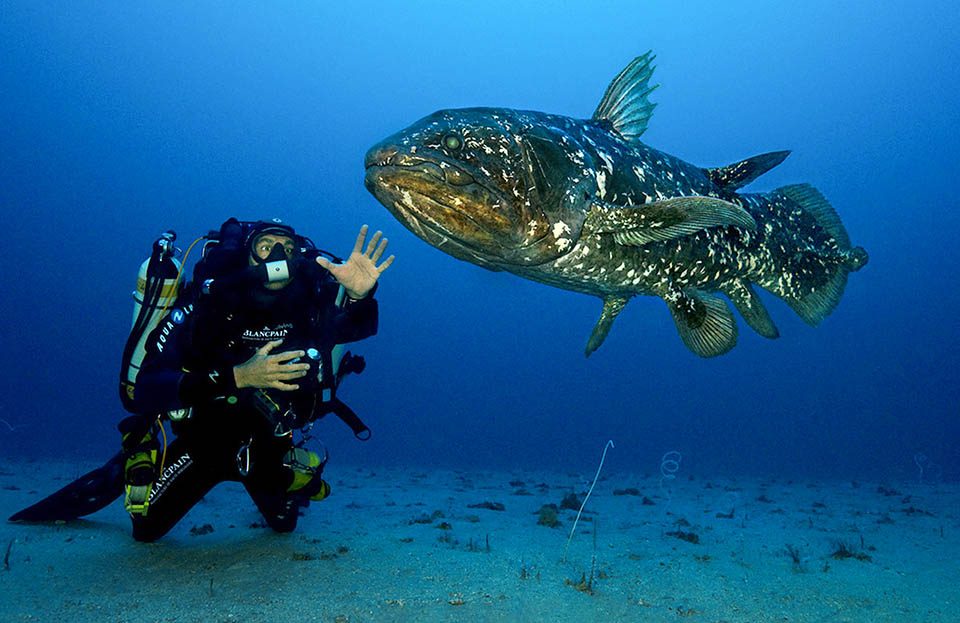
[
  {"xmin": 597, "ymin": 170, "xmax": 607, "ymax": 200},
  {"xmin": 597, "ymin": 150, "xmax": 614, "ymax": 175}
]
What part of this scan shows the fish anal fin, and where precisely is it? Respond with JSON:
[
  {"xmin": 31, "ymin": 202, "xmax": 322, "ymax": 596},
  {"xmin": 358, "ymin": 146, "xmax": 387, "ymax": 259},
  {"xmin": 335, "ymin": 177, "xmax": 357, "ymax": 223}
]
[
  {"xmin": 586, "ymin": 196, "xmax": 756, "ymax": 246},
  {"xmin": 592, "ymin": 52, "xmax": 659, "ymax": 142},
  {"xmin": 704, "ymin": 150, "xmax": 791, "ymax": 191},
  {"xmin": 664, "ymin": 289, "xmax": 738, "ymax": 357},
  {"xmin": 722, "ymin": 279, "xmax": 779, "ymax": 339},
  {"xmin": 585, "ymin": 296, "xmax": 629, "ymax": 356}
]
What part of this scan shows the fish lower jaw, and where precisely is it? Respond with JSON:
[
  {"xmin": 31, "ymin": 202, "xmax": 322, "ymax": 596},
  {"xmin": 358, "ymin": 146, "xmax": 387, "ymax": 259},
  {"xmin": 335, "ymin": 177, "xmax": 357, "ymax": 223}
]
[
  {"xmin": 381, "ymin": 193, "xmax": 498, "ymax": 256},
  {"xmin": 365, "ymin": 166, "xmax": 503, "ymax": 212}
]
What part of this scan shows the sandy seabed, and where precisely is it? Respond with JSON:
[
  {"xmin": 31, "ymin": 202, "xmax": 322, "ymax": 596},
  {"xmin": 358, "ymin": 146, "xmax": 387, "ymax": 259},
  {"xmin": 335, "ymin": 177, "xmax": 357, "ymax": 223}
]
[{"xmin": 0, "ymin": 458, "xmax": 956, "ymax": 623}]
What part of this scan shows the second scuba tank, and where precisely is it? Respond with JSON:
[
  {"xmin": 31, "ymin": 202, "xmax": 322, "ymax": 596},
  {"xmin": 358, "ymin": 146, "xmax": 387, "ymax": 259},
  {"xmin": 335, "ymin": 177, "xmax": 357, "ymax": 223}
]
[{"xmin": 119, "ymin": 231, "xmax": 181, "ymax": 411}]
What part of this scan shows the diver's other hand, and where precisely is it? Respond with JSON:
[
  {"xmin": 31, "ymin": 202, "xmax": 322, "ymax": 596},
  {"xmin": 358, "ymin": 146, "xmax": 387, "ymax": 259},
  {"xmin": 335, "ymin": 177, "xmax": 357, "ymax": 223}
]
[
  {"xmin": 233, "ymin": 340, "xmax": 310, "ymax": 391},
  {"xmin": 315, "ymin": 224, "xmax": 395, "ymax": 299}
]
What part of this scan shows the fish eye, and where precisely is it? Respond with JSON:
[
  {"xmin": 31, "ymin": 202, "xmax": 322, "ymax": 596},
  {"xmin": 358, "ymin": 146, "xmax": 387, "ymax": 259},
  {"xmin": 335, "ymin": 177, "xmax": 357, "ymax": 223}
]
[{"xmin": 443, "ymin": 133, "xmax": 463, "ymax": 151}]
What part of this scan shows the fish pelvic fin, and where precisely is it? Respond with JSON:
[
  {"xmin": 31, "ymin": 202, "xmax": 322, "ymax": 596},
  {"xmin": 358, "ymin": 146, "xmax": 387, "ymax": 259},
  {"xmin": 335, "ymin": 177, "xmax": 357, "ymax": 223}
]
[
  {"xmin": 703, "ymin": 150, "xmax": 791, "ymax": 191},
  {"xmin": 585, "ymin": 196, "xmax": 756, "ymax": 246},
  {"xmin": 664, "ymin": 289, "xmax": 738, "ymax": 357},
  {"xmin": 585, "ymin": 295, "xmax": 630, "ymax": 356},
  {"xmin": 767, "ymin": 184, "xmax": 869, "ymax": 325},
  {"xmin": 592, "ymin": 51, "xmax": 659, "ymax": 142},
  {"xmin": 721, "ymin": 279, "xmax": 779, "ymax": 339}
]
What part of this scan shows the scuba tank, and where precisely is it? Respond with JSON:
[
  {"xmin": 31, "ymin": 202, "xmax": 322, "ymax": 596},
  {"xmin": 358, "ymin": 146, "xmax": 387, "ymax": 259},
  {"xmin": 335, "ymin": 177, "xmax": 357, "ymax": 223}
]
[{"xmin": 119, "ymin": 231, "xmax": 182, "ymax": 412}]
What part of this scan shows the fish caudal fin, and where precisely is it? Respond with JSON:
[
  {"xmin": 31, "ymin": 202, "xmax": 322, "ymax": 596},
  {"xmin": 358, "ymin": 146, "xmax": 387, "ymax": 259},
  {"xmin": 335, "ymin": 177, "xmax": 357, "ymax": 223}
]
[
  {"xmin": 769, "ymin": 184, "xmax": 869, "ymax": 326},
  {"xmin": 664, "ymin": 289, "xmax": 738, "ymax": 357}
]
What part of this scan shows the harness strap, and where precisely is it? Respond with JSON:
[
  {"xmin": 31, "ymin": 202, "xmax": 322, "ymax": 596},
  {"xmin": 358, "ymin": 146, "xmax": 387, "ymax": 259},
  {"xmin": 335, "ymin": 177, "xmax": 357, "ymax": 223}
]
[{"xmin": 323, "ymin": 398, "xmax": 371, "ymax": 440}]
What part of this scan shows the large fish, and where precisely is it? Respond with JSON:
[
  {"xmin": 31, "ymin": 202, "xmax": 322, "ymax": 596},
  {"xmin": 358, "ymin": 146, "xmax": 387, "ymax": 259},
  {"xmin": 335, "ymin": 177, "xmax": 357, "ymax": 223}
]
[{"xmin": 364, "ymin": 52, "xmax": 868, "ymax": 357}]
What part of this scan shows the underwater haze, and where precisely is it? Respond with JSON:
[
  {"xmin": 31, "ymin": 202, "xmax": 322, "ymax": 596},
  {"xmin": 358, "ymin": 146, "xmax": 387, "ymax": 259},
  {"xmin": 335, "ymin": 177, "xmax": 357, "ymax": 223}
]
[{"xmin": 1, "ymin": 0, "xmax": 958, "ymax": 483}]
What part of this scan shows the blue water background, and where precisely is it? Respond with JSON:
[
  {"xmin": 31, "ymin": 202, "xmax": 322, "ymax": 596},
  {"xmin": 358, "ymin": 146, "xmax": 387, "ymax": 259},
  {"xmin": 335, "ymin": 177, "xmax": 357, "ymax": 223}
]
[{"xmin": 1, "ymin": 1, "xmax": 957, "ymax": 483}]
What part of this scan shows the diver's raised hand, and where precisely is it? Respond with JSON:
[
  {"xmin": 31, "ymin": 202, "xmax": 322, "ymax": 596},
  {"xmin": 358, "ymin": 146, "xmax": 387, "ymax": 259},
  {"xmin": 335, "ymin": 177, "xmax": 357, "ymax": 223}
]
[
  {"xmin": 233, "ymin": 340, "xmax": 310, "ymax": 391},
  {"xmin": 316, "ymin": 224, "xmax": 394, "ymax": 299}
]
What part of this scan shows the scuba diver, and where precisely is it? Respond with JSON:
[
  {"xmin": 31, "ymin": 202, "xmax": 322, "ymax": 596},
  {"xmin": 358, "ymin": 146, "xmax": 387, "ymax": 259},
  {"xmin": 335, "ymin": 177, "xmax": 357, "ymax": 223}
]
[{"xmin": 10, "ymin": 218, "xmax": 393, "ymax": 541}]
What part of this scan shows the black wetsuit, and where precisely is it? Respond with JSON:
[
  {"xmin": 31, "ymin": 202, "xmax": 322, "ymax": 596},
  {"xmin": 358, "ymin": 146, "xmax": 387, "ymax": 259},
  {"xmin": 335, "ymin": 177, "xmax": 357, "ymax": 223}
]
[{"xmin": 131, "ymin": 271, "xmax": 377, "ymax": 542}]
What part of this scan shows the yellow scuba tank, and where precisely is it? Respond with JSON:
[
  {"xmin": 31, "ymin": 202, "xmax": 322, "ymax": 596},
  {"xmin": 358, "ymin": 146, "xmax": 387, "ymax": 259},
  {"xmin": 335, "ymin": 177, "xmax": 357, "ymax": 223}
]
[{"xmin": 119, "ymin": 231, "xmax": 181, "ymax": 411}]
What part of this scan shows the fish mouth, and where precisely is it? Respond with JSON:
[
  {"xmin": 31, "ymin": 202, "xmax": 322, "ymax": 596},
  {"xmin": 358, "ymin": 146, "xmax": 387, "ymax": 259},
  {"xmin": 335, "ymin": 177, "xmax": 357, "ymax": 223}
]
[
  {"xmin": 364, "ymin": 146, "xmax": 483, "ymax": 190},
  {"xmin": 364, "ymin": 145, "xmax": 520, "ymax": 263}
]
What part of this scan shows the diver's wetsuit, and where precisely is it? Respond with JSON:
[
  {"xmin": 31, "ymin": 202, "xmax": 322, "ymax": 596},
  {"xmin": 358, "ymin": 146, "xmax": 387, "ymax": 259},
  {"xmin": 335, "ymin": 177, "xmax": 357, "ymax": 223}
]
[{"xmin": 130, "ymin": 271, "xmax": 377, "ymax": 542}]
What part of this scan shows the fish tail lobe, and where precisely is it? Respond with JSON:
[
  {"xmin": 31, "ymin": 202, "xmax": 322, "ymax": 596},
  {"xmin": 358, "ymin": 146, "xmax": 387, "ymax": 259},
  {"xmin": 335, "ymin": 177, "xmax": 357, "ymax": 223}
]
[
  {"xmin": 769, "ymin": 184, "xmax": 867, "ymax": 326},
  {"xmin": 843, "ymin": 246, "xmax": 869, "ymax": 272}
]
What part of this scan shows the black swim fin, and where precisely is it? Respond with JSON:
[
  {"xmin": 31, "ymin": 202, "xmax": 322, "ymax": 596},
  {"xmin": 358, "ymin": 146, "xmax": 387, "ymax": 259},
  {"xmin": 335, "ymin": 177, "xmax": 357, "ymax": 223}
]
[{"xmin": 8, "ymin": 452, "xmax": 124, "ymax": 522}]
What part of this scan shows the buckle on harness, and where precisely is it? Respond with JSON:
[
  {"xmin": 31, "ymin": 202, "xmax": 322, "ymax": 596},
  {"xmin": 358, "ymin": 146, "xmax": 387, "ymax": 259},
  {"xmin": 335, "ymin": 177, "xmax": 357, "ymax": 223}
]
[
  {"xmin": 124, "ymin": 484, "xmax": 153, "ymax": 516},
  {"xmin": 236, "ymin": 438, "xmax": 252, "ymax": 477},
  {"xmin": 273, "ymin": 409, "xmax": 296, "ymax": 437}
]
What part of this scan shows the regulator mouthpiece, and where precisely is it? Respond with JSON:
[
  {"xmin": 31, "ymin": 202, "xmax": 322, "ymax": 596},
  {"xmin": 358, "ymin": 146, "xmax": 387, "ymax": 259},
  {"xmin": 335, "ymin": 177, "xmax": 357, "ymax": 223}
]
[{"xmin": 263, "ymin": 243, "xmax": 291, "ymax": 283}]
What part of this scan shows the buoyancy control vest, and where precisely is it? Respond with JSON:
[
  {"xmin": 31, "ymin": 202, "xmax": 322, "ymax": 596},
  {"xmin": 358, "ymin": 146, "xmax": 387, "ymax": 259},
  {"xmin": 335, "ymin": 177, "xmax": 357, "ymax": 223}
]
[{"xmin": 118, "ymin": 218, "xmax": 371, "ymax": 439}]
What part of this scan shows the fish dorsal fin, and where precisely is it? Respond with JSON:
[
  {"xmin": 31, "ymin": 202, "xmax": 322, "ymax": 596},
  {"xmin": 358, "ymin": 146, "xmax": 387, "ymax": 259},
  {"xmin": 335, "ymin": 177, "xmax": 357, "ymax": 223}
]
[
  {"xmin": 592, "ymin": 52, "xmax": 659, "ymax": 142},
  {"xmin": 585, "ymin": 196, "xmax": 756, "ymax": 246},
  {"xmin": 704, "ymin": 150, "xmax": 791, "ymax": 191}
]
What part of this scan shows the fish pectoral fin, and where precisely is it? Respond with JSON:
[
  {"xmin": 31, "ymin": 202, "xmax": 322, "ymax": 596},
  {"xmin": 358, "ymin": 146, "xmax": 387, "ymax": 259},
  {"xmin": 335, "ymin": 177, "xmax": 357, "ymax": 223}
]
[
  {"xmin": 592, "ymin": 51, "xmax": 658, "ymax": 142},
  {"xmin": 664, "ymin": 289, "xmax": 738, "ymax": 357},
  {"xmin": 721, "ymin": 279, "xmax": 779, "ymax": 339},
  {"xmin": 585, "ymin": 296, "xmax": 630, "ymax": 357},
  {"xmin": 703, "ymin": 150, "xmax": 791, "ymax": 191},
  {"xmin": 585, "ymin": 196, "xmax": 757, "ymax": 246}
]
